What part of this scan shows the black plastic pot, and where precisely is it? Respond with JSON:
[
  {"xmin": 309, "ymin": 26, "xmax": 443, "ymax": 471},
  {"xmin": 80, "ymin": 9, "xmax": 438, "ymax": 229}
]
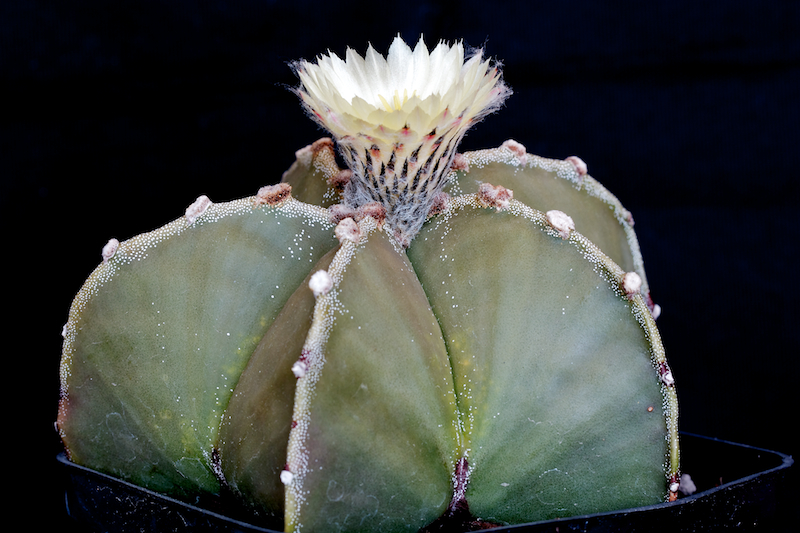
[{"xmin": 58, "ymin": 432, "xmax": 794, "ymax": 532}]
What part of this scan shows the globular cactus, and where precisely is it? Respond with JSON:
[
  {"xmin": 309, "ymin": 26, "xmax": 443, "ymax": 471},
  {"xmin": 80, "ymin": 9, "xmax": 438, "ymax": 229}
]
[{"xmin": 57, "ymin": 36, "xmax": 680, "ymax": 532}]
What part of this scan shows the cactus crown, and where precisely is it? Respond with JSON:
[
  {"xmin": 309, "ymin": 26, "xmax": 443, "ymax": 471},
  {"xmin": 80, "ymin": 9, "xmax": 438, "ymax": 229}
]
[{"xmin": 292, "ymin": 35, "xmax": 511, "ymax": 246}]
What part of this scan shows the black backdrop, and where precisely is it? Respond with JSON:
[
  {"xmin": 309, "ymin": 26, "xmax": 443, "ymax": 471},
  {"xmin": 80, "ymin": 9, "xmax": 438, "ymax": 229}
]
[{"xmin": 3, "ymin": 1, "xmax": 798, "ymax": 530}]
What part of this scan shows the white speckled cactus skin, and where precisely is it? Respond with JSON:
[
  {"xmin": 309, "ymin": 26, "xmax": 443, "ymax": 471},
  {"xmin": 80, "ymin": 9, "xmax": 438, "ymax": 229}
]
[{"xmin": 57, "ymin": 36, "xmax": 679, "ymax": 533}]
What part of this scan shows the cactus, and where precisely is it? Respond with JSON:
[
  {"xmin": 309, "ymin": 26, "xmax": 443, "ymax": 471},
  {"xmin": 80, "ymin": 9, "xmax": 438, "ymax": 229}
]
[{"xmin": 57, "ymin": 36, "xmax": 679, "ymax": 532}]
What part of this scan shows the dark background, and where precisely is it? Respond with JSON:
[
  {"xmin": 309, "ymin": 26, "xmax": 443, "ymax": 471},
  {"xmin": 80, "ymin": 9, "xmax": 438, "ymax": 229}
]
[{"xmin": 3, "ymin": 0, "xmax": 798, "ymax": 530}]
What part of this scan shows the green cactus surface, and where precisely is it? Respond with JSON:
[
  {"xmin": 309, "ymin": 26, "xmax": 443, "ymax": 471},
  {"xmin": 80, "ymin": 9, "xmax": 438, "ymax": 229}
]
[{"xmin": 58, "ymin": 140, "xmax": 679, "ymax": 532}]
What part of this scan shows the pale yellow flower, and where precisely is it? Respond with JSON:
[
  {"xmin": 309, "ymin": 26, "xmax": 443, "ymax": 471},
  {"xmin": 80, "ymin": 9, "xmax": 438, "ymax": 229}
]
[{"xmin": 293, "ymin": 35, "xmax": 511, "ymax": 245}]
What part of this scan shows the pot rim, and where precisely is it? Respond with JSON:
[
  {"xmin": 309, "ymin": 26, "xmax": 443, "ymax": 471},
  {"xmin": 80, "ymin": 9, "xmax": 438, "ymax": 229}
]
[{"xmin": 57, "ymin": 432, "xmax": 794, "ymax": 532}]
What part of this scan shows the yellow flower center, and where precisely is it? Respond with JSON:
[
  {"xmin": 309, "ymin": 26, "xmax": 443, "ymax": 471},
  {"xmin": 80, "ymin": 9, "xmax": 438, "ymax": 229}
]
[{"xmin": 379, "ymin": 89, "xmax": 412, "ymax": 113}]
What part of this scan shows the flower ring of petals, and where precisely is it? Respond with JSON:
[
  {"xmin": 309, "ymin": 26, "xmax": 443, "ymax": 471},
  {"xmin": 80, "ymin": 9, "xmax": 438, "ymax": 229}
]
[{"xmin": 292, "ymin": 35, "xmax": 511, "ymax": 246}]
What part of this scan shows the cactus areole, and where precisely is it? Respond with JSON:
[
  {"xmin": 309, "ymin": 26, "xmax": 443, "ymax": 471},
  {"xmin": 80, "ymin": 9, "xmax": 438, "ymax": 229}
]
[{"xmin": 57, "ymin": 36, "xmax": 680, "ymax": 532}]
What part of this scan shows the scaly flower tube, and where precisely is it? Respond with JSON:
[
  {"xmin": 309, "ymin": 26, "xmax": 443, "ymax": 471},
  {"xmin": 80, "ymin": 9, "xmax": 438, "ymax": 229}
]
[{"xmin": 293, "ymin": 35, "xmax": 511, "ymax": 246}]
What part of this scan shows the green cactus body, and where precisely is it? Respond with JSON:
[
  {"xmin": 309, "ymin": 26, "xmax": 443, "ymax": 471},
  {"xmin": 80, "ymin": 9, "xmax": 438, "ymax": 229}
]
[
  {"xmin": 58, "ymin": 194, "xmax": 338, "ymax": 497},
  {"xmin": 57, "ymin": 36, "xmax": 679, "ymax": 533},
  {"xmin": 445, "ymin": 144, "xmax": 648, "ymax": 296}
]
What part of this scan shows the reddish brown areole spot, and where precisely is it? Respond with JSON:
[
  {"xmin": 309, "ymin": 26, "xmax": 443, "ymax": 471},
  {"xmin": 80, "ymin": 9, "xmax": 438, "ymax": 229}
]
[
  {"xmin": 328, "ymin": 168, "xmax": 353, "ymax": 194},
  {"xmin": 356, "ymin": 201, "xmax": 386, "ymax": 227},
  {"xmin": 658, "ymin": 362, "xmax": 675, "ymax": 387},
  {"xmin": 210, "ymin": 447, "xmax": 229, "ymax": 488},
  {"xmin": 451, "ymin": 456, "xmax": 469, "ymax": 509},
  {"xmin": 310, "ymin": 136, "xmax": 335, "ymax": 155},
  {"xmin": 330, "ymin": 202, "xmax": 386, "ymax": 228},
  {"xmin": 501, "ymin": 139, "xmax": 527, "ymax": 163},
  {"xmin": 450, "ymin": 152, "xmax": 469, "ymax": 172},
  {"xmin": 254, "ymin": 183, "xmax": 292, "ymax": 207},
  {"xmin": 427, "ymin": 191, "xmax": 450, "ymax": 218},
  {"xmin": 419, "ymin": 456, "xmax": 504, "ymax": 532},
  {"xmin": 477, "ymin": 182, "xmax": 513, "ymax": 211},
  {"xmin": 185, "ymin": 195, "xmax": 213, "ymax": 225},
  {"xmin": 565, "ymin": 155, "xmax": 588, "ymax": 177},
  {"xmin": 328, "ymin": 203, "xmax": 358, "ymax": 225},
  {"xmin": 393, "ymin": 229, "xmax": 412, "ymax": 250}
]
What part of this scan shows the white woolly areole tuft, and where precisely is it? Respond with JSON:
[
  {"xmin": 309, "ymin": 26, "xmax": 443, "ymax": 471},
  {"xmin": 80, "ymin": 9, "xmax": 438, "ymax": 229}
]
[
  {"xmin": 651, "ymin": 303, "xmax": 662, "ymax": 320},
  {"xmin": 291, "ymin": 360, "xmax": 308, "ymax": 379},
  {"xmin": 678, "ymin": 474, "xmax": 697, "ymax": 496},
  {"xmin": 334, "ymin": 217, "xmax": 361, "ymax": 243},
  {"xmin": 308, "ymin": 270, "xmax": 333, "ymax": 297},
  {"xmin": 280, "ymin": 470, "xmax": 294, "ymax": 485},
  {"xmin": 501, "ymin": 139, "xmax": 528, "ymax": 163},
  {"xmin": 101, "ymin": 238, "xmax": 119, "ymax": 263},
  {"xmin": 565, "ymin": 155, "xmax": 588, "ymax": 176},
  {"xmin": 292, "ymin": 35, "xmax": 511, "ymax": 245},
  {"xmin": 622, "ymin": 271, "xmax": 643, "ymax": 296},
  {"xmin": 185, "ymin": 195, "xmax": 212, "ymax": 225},
  {"xmin": 545, "ymin": 210, "xmax": 575, "ymax": 239}
]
